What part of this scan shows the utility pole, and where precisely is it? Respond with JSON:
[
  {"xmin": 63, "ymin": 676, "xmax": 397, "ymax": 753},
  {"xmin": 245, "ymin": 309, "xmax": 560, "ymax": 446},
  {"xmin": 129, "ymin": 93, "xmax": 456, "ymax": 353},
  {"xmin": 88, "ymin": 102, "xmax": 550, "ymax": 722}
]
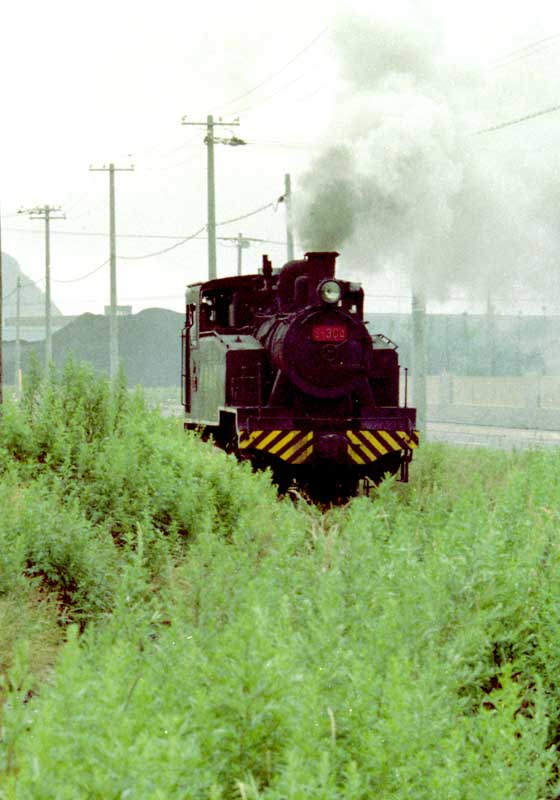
[
  {"xmin": 19, "ymin": 204, "xmax": 65, "ymax": 368},
  {"xmin": 284, "ymin": 173, "xmax": 295, "ymax": 261},
  {"xmin": 219, "ymin": 234, "xmax": 267, "ymax": 276},
  {"xmin": 277, "ymin": 174, "xmax": 295, "ymax": 261},
  {"xmin": 89, "ymin": 162, "xmax": 134, "ymax": 380},
  {"xmin": 412, "ymin": 291, "xmax": 427, "ymax": 436},
  {"xmin": 0, "ymin": 207, "xmax": 3, "ymax": 408},
  {"xmin": 181, "ymin": 114, "xmax": 245, "ymax": 280},
  {"xmin": 486, "ymin": 291, "xmax": 495, "ymax": 376},
  {"xmin": 15, "ymin": 277, "xmax": 21, "ymax": 398},
  {"xmin": 236, "ymin": 232, "xmax": 250, "ymax": 276}
]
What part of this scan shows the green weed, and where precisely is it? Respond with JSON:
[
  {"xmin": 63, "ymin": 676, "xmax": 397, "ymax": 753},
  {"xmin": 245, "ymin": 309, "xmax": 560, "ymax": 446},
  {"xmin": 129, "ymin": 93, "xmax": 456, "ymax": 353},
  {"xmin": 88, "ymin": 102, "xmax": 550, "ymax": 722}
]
[{"xmin": 1, "ymin": 363, "xmax": 560, "ymax": 797}]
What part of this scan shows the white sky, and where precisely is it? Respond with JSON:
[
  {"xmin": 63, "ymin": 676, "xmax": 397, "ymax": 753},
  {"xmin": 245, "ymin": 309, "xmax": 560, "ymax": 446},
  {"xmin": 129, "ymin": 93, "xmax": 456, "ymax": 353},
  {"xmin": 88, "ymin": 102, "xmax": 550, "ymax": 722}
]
[{"xmin": 2, "ymin": 0, "xmax": 560, "ymax": 317}]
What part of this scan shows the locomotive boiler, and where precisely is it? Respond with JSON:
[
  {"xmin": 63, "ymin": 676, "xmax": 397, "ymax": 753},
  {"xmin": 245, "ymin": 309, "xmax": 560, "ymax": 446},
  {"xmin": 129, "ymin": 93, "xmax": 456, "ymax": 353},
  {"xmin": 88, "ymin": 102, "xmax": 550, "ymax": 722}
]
[{"xmin": 181, "ymin": 251, "xmax": 418, "ymax": 502}]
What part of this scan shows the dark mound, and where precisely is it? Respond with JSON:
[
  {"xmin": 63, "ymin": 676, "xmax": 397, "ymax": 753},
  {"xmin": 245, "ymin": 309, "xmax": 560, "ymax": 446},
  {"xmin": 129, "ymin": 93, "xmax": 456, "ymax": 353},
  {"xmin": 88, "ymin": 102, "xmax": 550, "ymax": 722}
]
[{"xmin": 3, "ymin": 307, "xmax": 183, "ymax": 387}]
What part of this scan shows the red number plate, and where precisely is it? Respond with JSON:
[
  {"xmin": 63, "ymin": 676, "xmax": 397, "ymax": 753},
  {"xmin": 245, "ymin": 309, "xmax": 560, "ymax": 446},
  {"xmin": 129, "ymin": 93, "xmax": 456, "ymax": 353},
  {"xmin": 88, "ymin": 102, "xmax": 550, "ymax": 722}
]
[{"xmin": 312, "ymin": 324, "xmax": 347, "ymax": 342}]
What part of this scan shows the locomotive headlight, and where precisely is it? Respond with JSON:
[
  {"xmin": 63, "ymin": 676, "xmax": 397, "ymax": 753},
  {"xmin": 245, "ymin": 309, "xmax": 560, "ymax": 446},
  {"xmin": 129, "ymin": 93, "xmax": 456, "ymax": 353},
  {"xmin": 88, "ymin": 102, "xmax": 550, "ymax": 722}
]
[{"xmin": 319, "ymin": 280, "xmax": 342, "ymax": 304}]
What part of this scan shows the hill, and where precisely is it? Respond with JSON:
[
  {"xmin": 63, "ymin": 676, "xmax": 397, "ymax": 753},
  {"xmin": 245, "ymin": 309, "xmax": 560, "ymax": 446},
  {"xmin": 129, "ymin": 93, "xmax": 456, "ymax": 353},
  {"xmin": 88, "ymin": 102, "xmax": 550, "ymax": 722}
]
[{"xmin": 1, "ymin": 251, "xmax": 62, "ymax": 320}]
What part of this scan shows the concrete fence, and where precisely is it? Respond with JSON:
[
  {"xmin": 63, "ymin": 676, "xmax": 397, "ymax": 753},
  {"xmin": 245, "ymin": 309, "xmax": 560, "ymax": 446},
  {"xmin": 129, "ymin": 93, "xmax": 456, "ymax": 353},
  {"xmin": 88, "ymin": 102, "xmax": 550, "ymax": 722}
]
[{"xmin": 403, "ymin": 375, "xmax": 560, "ymax": 431}]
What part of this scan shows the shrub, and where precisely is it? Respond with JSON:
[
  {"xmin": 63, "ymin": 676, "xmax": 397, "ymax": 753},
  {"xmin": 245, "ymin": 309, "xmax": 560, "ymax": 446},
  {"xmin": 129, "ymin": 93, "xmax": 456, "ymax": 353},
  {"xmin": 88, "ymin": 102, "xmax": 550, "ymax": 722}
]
[{"xmin": 2, "ymin": 361, "xmax": 560, "ymax": 797}]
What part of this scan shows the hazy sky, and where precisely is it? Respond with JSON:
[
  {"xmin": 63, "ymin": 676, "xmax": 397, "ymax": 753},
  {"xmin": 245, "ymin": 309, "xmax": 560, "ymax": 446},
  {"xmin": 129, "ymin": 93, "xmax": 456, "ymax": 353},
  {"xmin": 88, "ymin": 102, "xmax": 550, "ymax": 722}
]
[{"xmin": 2, "ymin": 0, "xmax": 560, "ymax": 317}]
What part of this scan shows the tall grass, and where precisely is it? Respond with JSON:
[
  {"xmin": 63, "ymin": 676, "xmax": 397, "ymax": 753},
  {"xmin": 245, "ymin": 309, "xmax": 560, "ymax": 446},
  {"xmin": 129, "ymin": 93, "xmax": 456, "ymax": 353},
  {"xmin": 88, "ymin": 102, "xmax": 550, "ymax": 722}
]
[{"xmin": 1, "ymin": 362, "xmax": 560, "ymax": 797}]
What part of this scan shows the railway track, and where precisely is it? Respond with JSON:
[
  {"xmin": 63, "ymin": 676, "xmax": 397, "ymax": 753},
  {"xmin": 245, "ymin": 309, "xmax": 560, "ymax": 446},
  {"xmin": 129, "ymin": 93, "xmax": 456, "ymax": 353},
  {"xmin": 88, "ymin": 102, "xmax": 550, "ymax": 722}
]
[{"xmin": 428, "ymin": 421, "xmax": 560, "ymax": 450}]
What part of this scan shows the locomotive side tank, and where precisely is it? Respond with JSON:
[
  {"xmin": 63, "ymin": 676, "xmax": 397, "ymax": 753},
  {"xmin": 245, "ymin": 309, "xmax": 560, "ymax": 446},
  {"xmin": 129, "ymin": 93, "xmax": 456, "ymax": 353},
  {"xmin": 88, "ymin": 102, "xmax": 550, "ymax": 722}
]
[{"xmin": 181, "ymin": 251, "xmax": 418, "ymax": 502}]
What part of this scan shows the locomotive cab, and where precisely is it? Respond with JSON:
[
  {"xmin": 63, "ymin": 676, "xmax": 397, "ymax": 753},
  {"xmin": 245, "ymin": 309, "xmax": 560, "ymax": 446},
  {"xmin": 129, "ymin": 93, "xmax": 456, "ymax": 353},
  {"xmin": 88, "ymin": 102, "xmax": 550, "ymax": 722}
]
[{"xmin": 182, "ymin": 251, "xmax": 418, "ymax": 501}]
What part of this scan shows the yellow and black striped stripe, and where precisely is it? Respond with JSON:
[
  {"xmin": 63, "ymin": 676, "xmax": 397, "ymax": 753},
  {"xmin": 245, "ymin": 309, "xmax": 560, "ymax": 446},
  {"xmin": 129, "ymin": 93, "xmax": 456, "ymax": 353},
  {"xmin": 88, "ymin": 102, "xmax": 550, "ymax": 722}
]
[
  {"xmin": 239, "ymin": 430, "xmax": 314, "ymax": 464},
  {"xmin": 239, "ymin": 428, "xmax": 418, "ymax": 466},
  {"xmin": 347, "ymin": 430, "xmax": 419, "ymax": 465}
]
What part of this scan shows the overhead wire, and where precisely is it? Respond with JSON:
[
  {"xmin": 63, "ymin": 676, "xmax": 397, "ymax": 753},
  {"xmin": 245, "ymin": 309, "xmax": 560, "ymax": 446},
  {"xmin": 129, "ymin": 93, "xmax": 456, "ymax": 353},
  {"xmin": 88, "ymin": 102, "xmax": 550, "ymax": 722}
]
[
  {"xmin": 118, "ymin": 200, "xmax": 277, "ymax": 260},
  {"xmin": 244, "ymin": 140, "xmax": 312, "ymax": 149},
  {"xmin": 220, "ymin": 25, "xmax": 330, "ymax": 112},
  {"xmin": 492, "ymin": 31, "xmax": 560, "ymax": 68},
  {"xmin": 3, "ymin": 226, "xmax": 287, "ymax": 246},
  {"xmin": 228, "ymin": 70, "xmax": 320, "ymax": 115},
  {"xmin": 215, "ymin": 201, "xmax": 276, "ymax": 227},
  {"xmin": 4, "ymin": 227, "xmax": 198, "ymax": 241},
  {"xmin": 1, "ymin": 211, "xmax": 26, "ymax": 219},
  {"xmin": 119, "ymin": 227, "xmax": 206, "ymax": 261},
  {"xmin": 144, "ymin": 154, "xmax": 200, "ymax": 172},
  {"xmin": 61, "ymin": 191, "xmax": 93, "ymax": 214},
  {"xmin": 2, "ymin": 277, "xmax": 45, "ymax": 302},
  {"xmin": 52, "ymin": 259, "xmax": 110, "ymax": 283},
  {"xmin": 477, "ymin": 102, "xmax": 560, "ymax": 134}
]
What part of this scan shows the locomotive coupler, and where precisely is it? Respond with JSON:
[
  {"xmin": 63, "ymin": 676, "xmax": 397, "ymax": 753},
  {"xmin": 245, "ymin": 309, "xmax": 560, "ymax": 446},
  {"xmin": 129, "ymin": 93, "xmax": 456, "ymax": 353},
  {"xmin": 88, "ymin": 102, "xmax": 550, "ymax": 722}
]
[{"xmin": 314, "ymin": 432, "xmax": 348, "ymax": 464}]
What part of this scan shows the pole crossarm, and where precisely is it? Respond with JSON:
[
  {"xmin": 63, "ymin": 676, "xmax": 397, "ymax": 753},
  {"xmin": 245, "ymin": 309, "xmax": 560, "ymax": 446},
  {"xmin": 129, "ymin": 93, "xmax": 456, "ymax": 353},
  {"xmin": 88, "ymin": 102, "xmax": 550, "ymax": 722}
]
[
  {"xmin": 181, "ymin": 116, "xmax": 240, "ymax": 128},
  {"xmin": 20, "ymin": 205, "xmax": 65, "ymax": 221},
  {"xmin": 89, "ymin": 165, "xmax": 135, "ymax": 172},
  {"xmin": 18, "ymin": 204, "xmax": 66, "ymax": 367}
]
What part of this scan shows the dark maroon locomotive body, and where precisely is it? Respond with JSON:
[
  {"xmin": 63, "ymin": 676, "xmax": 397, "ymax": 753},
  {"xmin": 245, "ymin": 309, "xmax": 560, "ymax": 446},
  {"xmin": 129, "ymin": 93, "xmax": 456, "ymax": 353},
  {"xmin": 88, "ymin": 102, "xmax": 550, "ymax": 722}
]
[{"xmin": 182, "ymin": 251, "xmax": 418, "ymax": 501}]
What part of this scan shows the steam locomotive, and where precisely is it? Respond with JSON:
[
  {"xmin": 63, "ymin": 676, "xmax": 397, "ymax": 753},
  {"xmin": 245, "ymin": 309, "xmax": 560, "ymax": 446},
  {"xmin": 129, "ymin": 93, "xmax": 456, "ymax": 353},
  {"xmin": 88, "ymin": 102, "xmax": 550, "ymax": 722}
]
[{"xmin": 181, "ymin": 251, "xmax": 418, "ymax": 502}]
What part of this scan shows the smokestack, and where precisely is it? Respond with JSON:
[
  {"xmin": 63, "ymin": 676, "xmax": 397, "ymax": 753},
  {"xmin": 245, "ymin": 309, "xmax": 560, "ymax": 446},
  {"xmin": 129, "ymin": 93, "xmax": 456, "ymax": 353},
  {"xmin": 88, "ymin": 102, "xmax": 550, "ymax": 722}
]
[
  {"xmin": 412, "ymin": 291, "xmax": 427, "ymax": 435},
  {"xmin": 306, "ymin": 251, "xmax": 338, "ymax": 301}
]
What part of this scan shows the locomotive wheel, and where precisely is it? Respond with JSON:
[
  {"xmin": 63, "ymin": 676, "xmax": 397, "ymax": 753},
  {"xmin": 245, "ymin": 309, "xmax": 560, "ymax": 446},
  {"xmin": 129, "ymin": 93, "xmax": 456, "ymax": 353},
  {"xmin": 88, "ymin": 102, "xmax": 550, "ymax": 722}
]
[
  {"xmin": 297, "ymin": 469, "xmax": 359, "ymax": 506},
  {"xmin": 270, "ymin": 461, "xmax": 296, "ymax": 496},
  {"xmin": 366, "ymin": 452, "xmax": 402, "ymax": 486}
]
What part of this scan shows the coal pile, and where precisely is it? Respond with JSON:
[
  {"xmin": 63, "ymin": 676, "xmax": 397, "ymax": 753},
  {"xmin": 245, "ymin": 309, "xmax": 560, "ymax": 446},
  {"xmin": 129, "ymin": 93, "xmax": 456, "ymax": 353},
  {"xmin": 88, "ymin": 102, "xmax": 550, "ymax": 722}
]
[{"xmin": 3, "ymin": 308, "xmax": 183, "ymax": 386}]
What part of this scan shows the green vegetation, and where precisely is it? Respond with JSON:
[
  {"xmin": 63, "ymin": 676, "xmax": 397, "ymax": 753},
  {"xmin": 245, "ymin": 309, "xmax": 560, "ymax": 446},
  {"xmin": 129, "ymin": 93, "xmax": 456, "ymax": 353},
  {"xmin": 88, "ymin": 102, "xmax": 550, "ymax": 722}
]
[{"xmin": 1, "ymin": 361, "xmax": 560, "ymax": 797}]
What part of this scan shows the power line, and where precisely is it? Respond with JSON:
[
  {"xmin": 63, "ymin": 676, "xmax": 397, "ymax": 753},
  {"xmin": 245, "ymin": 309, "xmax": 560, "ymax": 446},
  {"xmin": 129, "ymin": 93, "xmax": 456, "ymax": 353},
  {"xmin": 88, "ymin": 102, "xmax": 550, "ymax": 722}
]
[
  {"xmin": 216, "ymin": 201, "xmax": 276, "ymax": 227},
  {"xmin": 143, "ymin": 152, "xmax": 201, "ymax": 172},
  {"xmin": 4, "ymin": 226, "xmax": 287, "ymax": 246},
  {"xmin": 492, "ymin": 32, "xmax": 560, "ymax": 68},
  {"xmin": 2, "ymin": 277, "xmax": 45, "ymax": 302},
  {"xmin": 52, "ymin": 259, "xmax": 109, "ymax": 283},
  {"xmin": 118, "ymin": 200, "xmax": 277, "ymax": 261},
  {"xmin": 229, "ymin": 71, "xmax": 318, "ymax": 115},
  {"xmin": 244, "ymin": 140, "xmax": 312, "ymax": 149},
  {"xmin": 477, "ymin": 102, "xmax": 560, "ymax": 134},
  {"xmin": 62, "ymin": 191, "xmax": 93, "ymax": 214},
  {"xmin": 220, "ymin": 25, "xmax": 329, "ymax": 111},
  {"xmin": 5, "ymin": 227, "xmax": 199, "ymax": 240},
  {"xmin": 0, "ymin": 210, "xmax": 26, "ymax": 219},
  {"xmin": 119, "ymin": 227, "xmax": 206, "ymax": 261}
]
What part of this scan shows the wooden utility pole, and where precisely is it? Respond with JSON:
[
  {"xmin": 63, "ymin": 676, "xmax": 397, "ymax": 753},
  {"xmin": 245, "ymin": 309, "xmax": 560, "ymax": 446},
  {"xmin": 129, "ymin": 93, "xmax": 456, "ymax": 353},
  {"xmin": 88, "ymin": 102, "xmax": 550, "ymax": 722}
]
[
  {"xmin": 181, "ymin": 114, "xmax": 245, "ymax": 280},
  {"xmin": 15, "ymin": 277, "xmax": 21, "ymax": 398},
  {"xmin": 284, "ymin": 173, "xmax": 295, "ymax": 262},
  {"xmin": 0, "ymin": 208, "xmax": 3, "ymax": 408},
  {"xmin": 412, "ymin": 291, "xmax": 427, "ymax": 436},
  {"xmin": 89, "ymin": 162, "xmax": 134, "ymax": 380},
  {"xmin": 236, "ymin": 232, "xmax": 250, "ymax": 276},
  {"xmin": 486, "ymin": 291, "xmax": 496, "ymax": 376},
  {"xmin": 19, "ymin": 205, "xmax": 65, "ymax": 368}
]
